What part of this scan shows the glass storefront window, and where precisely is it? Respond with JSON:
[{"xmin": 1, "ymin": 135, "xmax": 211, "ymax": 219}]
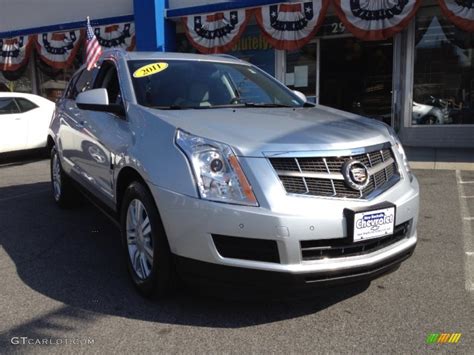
[
  {"xmin": 286, "ymin": 43, "xmax": 317, "ymax": 102},
  {"xmin": 319, "ymin": 38, "xmax": 393, "ymax": 125},
  {"xmin": 229, "ymin": 25, "xmax": 275, "ymax": 76},
  {"xmin": 413, "ymin": 6, "xmax": 474, "ymax": 125},
  {"xmin": 0, "ymin": 52, "xmax": 83, "ymax": 102},
  {"xmin": 0, "ymin": 61, "xmax": 34, "ymax": 93},
  {"xmin": 36, "ymin": 50, "xmax": 84, "ymax": 103},
  {"xmin": 284, "ymin": 16, "xmax": 394, "ymax": 124}
]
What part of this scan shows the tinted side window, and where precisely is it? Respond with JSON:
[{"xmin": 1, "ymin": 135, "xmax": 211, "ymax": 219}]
[
  {"xmin": 16, "ymin": 98, "xmax": 38, "ymax": 113},
  {"xmin": 0, "ymin": 98, "xmax": 20, "ymax": 114},
  {"xmin": 93, "ymin": 61, "xmax": 122, "ymax": 104},
  {"xmin": 67, "ymin": 69, "xmax": 94, "ymax": 100},
  {"xmin": 64, "ymin": 72, "xmax": 81, "ymax": 99}
]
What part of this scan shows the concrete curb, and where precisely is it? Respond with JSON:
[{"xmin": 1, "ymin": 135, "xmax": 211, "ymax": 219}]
[{"xmin": 406, "ymin": 147, "xmax": 474, "ymax": 171}]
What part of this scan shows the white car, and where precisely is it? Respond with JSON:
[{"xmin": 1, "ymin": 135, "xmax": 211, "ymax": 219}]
[
  {"xmin": 0, "ymin": 92, "xmax": 55, "ymax": 154},
  {"xmin": 412, "ymin": 101, "xmax": 448, "ymax": 125}
]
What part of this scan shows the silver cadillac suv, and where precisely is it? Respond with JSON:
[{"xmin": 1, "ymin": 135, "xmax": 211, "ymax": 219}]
[{"xmin": 48, "ymin": 50, "xmax": 419, "ymax": 297}]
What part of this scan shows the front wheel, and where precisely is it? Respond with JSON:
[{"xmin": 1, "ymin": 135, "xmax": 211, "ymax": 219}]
[
  {"xmin": 50, "ymin": 146, "xmax": 76, "ymax": 207},
  {"xmin": 120, "ymin": 182, "xmax": 176, "ymax": 298}
]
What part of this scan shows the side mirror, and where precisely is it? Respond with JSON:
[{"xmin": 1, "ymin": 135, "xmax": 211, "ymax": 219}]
[
  {"xmin": 293, "ymin": 90, "xmax": 307, "ymax": 103},
  {"xmin": 76, "ymin": 88, "xmax": 125, "ymax": 116}
]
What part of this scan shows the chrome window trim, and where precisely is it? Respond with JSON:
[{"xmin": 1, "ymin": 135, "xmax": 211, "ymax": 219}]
[{"xmin": 263, "ymin": 142, "xmax": 393, "ymax": 159}]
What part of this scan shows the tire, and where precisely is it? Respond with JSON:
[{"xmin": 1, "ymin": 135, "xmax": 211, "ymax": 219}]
[
  {"xmin": 50, "ymin": 146, "xmax": 76, "ymax": 208},
  {"xmin": 120, "ymin": 181, "xmax": 176, "ymax": 298}
]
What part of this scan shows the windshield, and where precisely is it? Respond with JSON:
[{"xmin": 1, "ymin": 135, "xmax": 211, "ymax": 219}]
[{"xmin": 128, "ymin": 59, "xmax": 304, "ymax": 109}]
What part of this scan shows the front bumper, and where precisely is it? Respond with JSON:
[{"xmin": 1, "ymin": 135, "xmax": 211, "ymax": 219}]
[
  {"xmin": 149, "ymin": 175, "xmax": 419, "ymax": 286},
  {"xmin": 174, "ymin": 244, "xmax": 415, "ymax": 290}
]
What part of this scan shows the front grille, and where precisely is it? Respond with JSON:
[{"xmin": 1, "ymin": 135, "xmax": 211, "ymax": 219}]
[
  {"xmin": 300, "ymin": 221, "xmax": 411, "ymax": 261},
  {"xmin": 212, "ymin": 235, "xmax": 280, "ymax": 263},
  {"xmin": 269, "ymin": 146, "xmax": 399, "ymax": 199}
]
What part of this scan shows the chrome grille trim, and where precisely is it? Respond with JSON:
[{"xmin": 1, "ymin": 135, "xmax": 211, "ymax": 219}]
[
  {"xmin": 274, "ymin": 157, "xmax": 395, "ymax": 180},
  {"xmin": 294, "ymin": 158, "xmax": 309, "ymax": 194},
  {"xmin": 323, "ymin": 157, "xmax": 337, "ymax": 196},
  {"xmin": 269, "ymin": 144, "xmax": 400, "ymax": 200},
  {"xmin": 367, "ymin": 158, "xmax": 395, "ymax": 175},
  {"xmin": 273, "ymin": 170, "xmax": 345, "ymax": 180}
]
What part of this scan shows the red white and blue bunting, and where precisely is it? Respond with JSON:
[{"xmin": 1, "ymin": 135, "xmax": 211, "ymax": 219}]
[
  {"xmin": 93, "ymin": 22, "xmax": 136, "ymax": 50},
  {"xmin": 36, "ymin": 30, "xmax": 83, "ymax": 69},
  {"xmin": 333, "ymin": 0, "xmax": 421, "ymax": 41},
  {"xmin": 439, "ymin": 0, "xmax": 474, "ymax": 32},
  {"xmin": 182, "ymin": 9, "xmax": 252, "ymax": 53},
  {"xmin": 0, "ymin": 21, "xmax": 135, "ymax": 72},
  {"xmin": 0, "ymin": 36, "xmax": 33, "ymax": 71},
  {"xmin": 255, "ymin": 1, "xmax": 329, "ymax": 50}
]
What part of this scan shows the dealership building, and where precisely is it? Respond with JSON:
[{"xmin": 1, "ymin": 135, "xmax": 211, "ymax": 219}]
[{"xmin": 1, "ymin": 0, "xmax": 473, "ymax": 148}]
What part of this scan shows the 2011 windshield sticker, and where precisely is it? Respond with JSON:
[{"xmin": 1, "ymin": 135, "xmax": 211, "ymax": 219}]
[{"xmin": 133, "ymin": 62, "xmax": 169, "ymax": 78}]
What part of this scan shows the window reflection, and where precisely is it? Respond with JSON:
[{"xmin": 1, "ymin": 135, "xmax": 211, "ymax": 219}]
[
  {"xmin": 319, "ymin": 38, "xmax": 393, "ymax": 125},
  {"xmin": 413, "ymin": 6, "xmax": 474, "ymax": 125}
]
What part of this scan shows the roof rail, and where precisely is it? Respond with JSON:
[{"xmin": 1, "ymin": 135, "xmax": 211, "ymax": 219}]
[{"xmin": 212, "ymin": 54, "xmax": 239, "ymax": 60}]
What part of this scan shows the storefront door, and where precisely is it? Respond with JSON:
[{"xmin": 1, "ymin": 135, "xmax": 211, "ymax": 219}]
[
  {"xmin": 319, "ymin": 36, "xmax": 394, "ymax": 125},
  {"xmin": 285, "ymin": 18, "xmax": 395, "ymax": 126}
]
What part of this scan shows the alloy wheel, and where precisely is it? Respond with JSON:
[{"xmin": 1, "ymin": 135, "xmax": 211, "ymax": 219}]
[
  {"xmin": 52, "ymin": 152, "xmax": 62, "ymax": 201},
  {"xmin": 126, "ymin": 199, "xmax": 154, "ymax": 280}
]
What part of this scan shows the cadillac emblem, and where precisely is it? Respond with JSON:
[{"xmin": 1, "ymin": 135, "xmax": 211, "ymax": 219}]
[{"xmin": 342, "ymin": 160, "xmax": 370, "ymax": 191}]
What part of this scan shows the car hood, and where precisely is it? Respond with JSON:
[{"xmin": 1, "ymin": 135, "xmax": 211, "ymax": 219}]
[{"xmin": 143, "ymin": 105, "xmax": 392, "ymax": 157}]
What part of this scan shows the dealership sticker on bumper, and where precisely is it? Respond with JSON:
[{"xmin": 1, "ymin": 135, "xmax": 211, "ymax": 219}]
[{"xmin": 353, "ymin": 207, "xmax": 395, "ymax": 242}]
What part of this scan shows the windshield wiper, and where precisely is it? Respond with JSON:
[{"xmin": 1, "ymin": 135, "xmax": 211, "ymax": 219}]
[
  {"xmin": 241, "ymin": 102, "xmax": 293, "ymax": 108},
  {"xmin": 152, "ymin": 105, "xmax": 214, "ymax": 110},
  {"xmin": 151, "ymin": 103, "xmax": 301, "ymax": 110},
  {"xmin": 152, "ymin": 105, "xmax": 184, "ymax": 110}
]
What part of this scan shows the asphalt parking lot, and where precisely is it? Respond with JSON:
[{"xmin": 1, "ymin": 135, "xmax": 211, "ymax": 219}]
[{"xmin": 0, "ymin": 155, "xmax": 473, "ymax": 353}]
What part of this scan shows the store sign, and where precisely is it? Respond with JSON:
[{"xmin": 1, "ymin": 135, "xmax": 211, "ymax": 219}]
[
  {"xmin": 318, "ymin": 16, "xmax": 350, "ymax": 36},
  {"xmin": 255, "ymin": 1, "xmax": 330, "ymax": 50},
  {"xmin": 231, "ymin": 33, "xmax": 272, "ymax": 51},
  {"xmin": 333, "ymin": 0, "xmax": 422, "ymax": 41},
  {"xmin": 182, "ymin": 9, "xmax": 252, "ymax": 53}
]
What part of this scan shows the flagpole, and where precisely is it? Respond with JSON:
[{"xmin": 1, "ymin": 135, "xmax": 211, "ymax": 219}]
[{"xmin": 85, "ymin": 16, "xmax": 89, "ymax": 64}]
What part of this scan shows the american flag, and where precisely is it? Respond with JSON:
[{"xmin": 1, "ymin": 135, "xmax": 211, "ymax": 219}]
[{"xmin": 85, "ymin": 17, "xmax": 102, "ymax": 71}]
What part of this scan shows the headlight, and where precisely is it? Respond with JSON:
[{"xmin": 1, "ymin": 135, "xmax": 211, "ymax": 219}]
[
  {"xmin": 386, "ymin": 126, "xmax": 413, "ymax": 182},
  {"xmin": 176, "ymin": 130, "xmax": 258, "ymax": 206}
]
